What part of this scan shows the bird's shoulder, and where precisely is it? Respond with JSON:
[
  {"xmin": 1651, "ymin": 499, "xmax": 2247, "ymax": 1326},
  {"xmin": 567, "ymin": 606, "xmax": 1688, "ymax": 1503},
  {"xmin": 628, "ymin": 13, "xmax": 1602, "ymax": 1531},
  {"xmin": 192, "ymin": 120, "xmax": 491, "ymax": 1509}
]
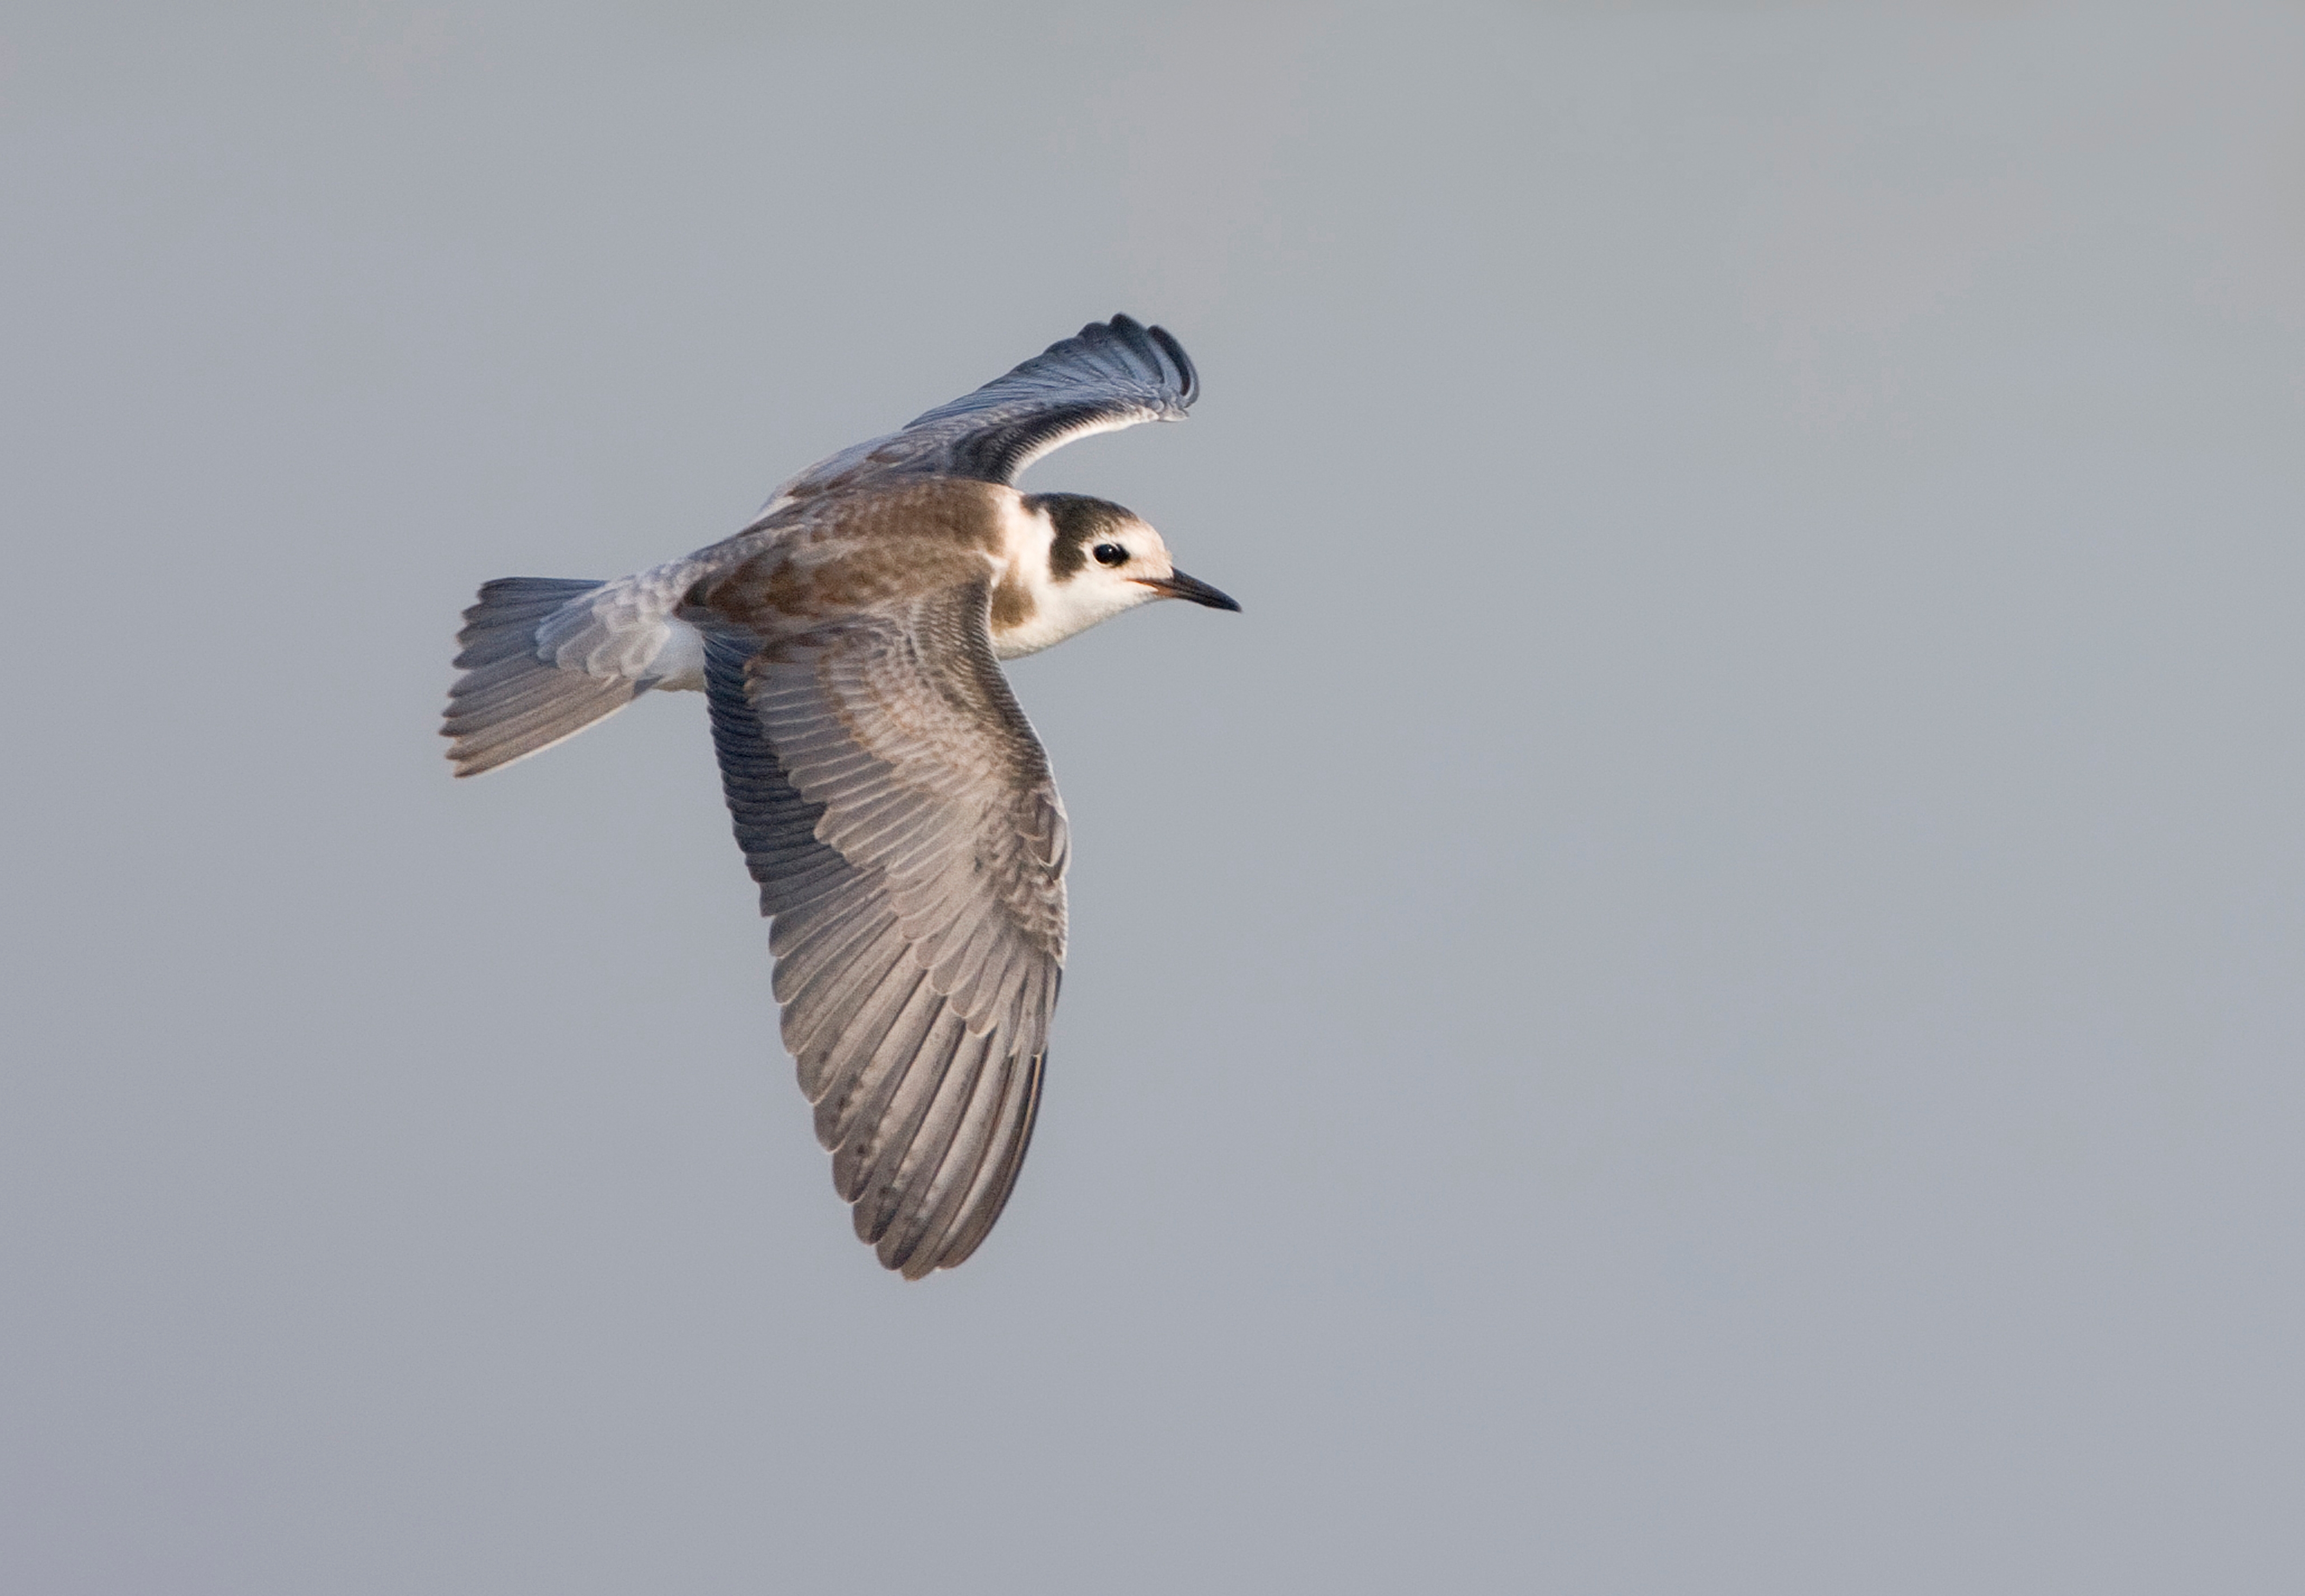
[{"xmin": 689, "ymin": 478, "xmax": 1021, "ymax": 634}]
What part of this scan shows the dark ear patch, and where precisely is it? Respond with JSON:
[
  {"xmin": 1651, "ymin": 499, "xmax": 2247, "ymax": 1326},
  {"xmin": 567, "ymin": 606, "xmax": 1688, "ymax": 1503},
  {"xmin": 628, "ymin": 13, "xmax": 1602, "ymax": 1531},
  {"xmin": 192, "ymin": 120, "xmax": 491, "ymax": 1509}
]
[{"xmin": 1025, "ymin": 493, "xmax": 1133, "ymax": 580}]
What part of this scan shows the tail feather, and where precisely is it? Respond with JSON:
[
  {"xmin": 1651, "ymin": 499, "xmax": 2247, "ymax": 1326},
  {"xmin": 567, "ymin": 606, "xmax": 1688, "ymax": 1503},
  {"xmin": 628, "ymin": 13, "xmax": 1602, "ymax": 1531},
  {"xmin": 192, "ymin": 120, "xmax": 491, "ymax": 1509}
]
[{"xmin": 443, "ymin": 577, "xmax": 642, "ymax": 777}]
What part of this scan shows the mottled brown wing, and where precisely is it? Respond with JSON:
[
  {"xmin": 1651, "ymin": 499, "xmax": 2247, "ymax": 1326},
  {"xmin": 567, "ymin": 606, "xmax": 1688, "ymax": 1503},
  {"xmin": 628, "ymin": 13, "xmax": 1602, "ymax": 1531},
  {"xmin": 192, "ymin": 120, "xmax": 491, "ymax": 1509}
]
[{"xmin": 701, "ymin": 584, "xmax": 1067, "ymax": 1277}]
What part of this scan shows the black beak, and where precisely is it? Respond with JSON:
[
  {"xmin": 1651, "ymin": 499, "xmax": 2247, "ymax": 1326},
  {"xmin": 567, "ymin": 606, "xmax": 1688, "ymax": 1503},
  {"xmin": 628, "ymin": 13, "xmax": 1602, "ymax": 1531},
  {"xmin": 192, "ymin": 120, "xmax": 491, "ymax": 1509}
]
[{"xmin": 1136, "ymin": 568, "xmax": 1242, "ymax": 612}]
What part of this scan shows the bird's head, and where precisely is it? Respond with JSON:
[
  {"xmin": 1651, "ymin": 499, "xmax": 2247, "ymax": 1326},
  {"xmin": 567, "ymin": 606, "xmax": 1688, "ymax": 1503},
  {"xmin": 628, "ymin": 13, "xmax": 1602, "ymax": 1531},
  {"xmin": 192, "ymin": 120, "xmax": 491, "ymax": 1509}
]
[{"xmin": 1024, "ymin": 492, "xmax": 1239, "ymax": 639}]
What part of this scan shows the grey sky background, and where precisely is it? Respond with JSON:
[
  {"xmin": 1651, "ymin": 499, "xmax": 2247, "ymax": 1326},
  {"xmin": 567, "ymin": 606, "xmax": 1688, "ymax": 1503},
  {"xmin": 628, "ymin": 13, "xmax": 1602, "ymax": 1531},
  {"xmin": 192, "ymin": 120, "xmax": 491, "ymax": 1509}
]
[{"xmin": 5, "ymin": 2, "xmax": 2302, "ymax": 1590}]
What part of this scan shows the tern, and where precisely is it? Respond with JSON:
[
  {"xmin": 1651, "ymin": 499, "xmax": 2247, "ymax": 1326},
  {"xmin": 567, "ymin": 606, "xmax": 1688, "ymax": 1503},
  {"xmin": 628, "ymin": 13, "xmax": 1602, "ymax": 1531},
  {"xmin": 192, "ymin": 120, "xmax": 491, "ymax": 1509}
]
[{"xmin": 443, "ymin": 316, "xmax": 1237, "ymax": 1277}]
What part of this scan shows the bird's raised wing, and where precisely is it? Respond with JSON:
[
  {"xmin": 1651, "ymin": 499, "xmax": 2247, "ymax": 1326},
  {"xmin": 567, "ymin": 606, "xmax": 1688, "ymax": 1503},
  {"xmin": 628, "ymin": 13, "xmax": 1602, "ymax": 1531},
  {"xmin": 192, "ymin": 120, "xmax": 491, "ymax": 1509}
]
[
  {"xmin": 702, "ymin": 583, "xmax": 1067, "ymax": 1277},
  {"xmin": 771, "ymin": 314, "xmax": 1197, "ymax": 502}
]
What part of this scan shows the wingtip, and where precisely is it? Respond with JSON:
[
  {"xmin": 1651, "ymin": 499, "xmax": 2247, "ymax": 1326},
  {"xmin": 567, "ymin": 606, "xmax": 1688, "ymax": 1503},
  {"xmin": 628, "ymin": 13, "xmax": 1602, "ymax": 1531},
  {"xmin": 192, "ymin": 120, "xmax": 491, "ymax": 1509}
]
[
  {"xmin": 1156, "ymin": 327, "xmax": 1199, "ymax": 408},
  {"xmin": 1101, "ymin": 313, "xmax": 1199, "ymax": 410}
]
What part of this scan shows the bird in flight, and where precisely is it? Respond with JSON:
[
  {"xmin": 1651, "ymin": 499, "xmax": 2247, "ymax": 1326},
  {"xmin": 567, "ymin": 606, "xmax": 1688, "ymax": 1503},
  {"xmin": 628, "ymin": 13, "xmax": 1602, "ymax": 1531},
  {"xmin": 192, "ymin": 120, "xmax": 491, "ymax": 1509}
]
[{"xmin": 442, "ymin": 316, "xmax": 1237, "ymax": 1278}]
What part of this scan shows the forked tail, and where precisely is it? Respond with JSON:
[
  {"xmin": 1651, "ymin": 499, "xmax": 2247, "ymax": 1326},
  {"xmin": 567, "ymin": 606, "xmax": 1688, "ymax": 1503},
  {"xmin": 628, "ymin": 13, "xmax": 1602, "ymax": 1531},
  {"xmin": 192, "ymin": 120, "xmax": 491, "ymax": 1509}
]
[{"xmin": 441, "ymin": 577, "xmax": 642, "ymax": 776}]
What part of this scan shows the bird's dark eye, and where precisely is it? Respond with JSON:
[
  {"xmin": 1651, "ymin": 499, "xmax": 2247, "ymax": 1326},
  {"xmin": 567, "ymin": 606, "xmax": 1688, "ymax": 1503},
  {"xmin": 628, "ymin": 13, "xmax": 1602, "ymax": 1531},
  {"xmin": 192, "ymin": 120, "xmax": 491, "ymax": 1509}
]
[{"xmin": 1092, "ymin": 542, "xmax": 1128, "ymax": 567}]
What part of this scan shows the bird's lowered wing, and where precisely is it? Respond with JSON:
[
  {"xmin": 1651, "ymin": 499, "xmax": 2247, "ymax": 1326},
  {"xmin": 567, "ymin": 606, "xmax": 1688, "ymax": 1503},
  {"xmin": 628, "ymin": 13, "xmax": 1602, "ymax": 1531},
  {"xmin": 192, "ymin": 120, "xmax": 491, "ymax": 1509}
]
[
  {"xmin": 770, "ymin": 314, "xmax": 1197, "ymax": 501},
  {"xmin": 703, "ymin": 583, "xmax": 1067, "ymax": 1277}
]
